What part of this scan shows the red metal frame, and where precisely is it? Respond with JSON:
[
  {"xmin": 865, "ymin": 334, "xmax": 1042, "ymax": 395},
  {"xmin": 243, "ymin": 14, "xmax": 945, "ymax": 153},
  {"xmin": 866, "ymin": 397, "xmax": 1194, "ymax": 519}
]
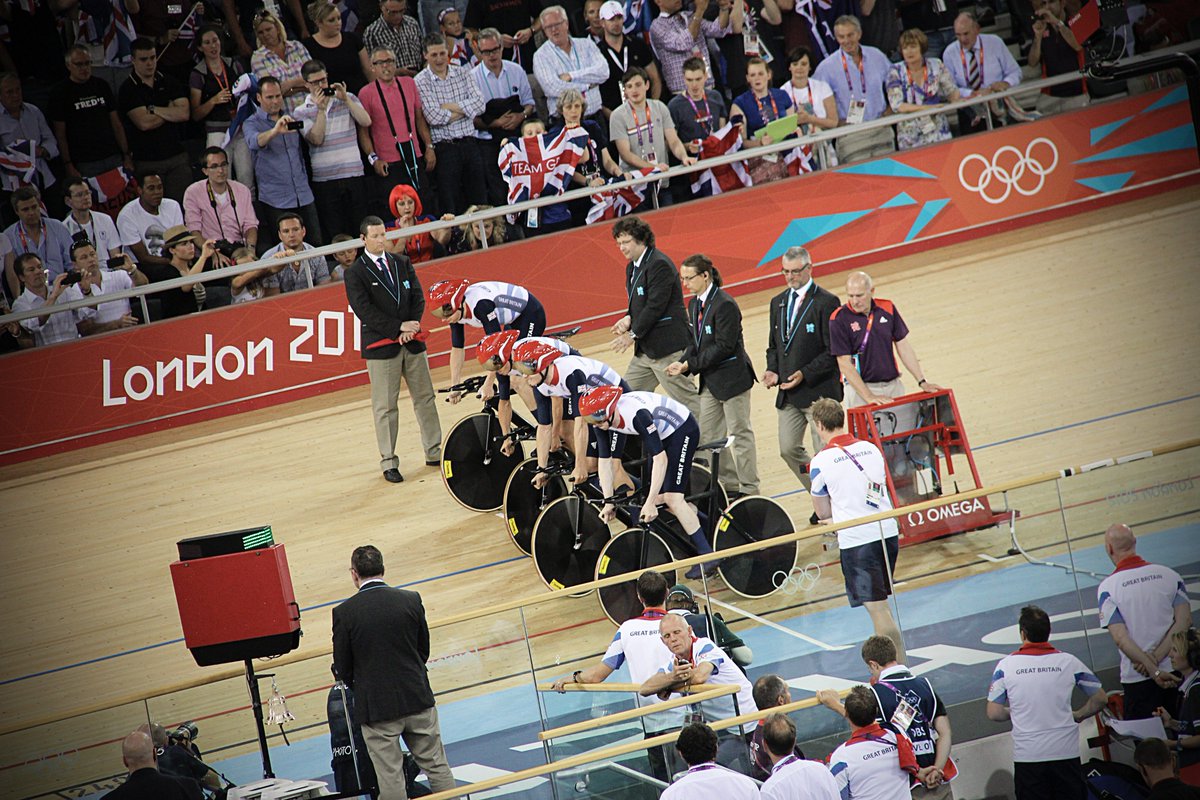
[{"xmin": 847, "ymin": 389, "xmax": 1008, "ymax": 546}]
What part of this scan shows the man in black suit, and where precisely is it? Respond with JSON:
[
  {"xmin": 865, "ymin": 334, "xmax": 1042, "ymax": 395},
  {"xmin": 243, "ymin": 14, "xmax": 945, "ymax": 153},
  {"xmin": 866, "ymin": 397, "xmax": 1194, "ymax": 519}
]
[
  {"xmin": 607, "ymin": 216, "xmax": 701, "ymax": 419},
  {"xmin": 668, "ymin": 254, "xmax": 759, "ymax": 496},
  {"xmin": 333, "ymin": 545, "xmax": 456, "ymax": 800},
  {"xmin": 762, "ymin": 246, "xmax": 842, "ymax": 518},
  {"xmin": 344, "ymin": 216, "xmax": 442, "ymax": 484},
  {"xmin": 103, "ymin": 730, "xmax": 197, "ymax": 800}
]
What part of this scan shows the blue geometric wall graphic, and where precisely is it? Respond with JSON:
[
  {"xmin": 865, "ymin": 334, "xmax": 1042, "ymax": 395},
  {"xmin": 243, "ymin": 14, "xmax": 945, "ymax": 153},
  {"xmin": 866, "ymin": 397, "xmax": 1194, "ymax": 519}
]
[
  {"xmin": 904, "ymin": 199, "xmax": 950, "ymax": 242},
  {"xmin": 1144, "ymin": 85, "xmax": 1188, "ymax": 113},
  {"xmin": 838, "ymin": 160, "xmax": 937, "ymax": 179},
  {"xmin": 1075, "ymin": 172, "xmax": 1135, "ymax": 193},
  {"xmin": 880, "ymin": 192, "xmax": 918, "ymax": 209},
  {"xmin": 758, "ymin": 210, "xmax": 874, "ymax": 266},
  {"xmin": 1076, "ymin": 124, "xmax": 1197, "ymax": 163},
  {"xmin": 1089, "ymin": 117, "xmax": 1131, "ymax": 146}
]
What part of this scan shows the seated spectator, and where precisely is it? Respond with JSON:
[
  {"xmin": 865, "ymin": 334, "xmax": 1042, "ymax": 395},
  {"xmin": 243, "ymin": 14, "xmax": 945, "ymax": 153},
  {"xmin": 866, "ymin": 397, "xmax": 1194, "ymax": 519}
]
[
  {"xmin": 415, "ymin": 32, "xmax": 488, "ymax": 215},
  {"xmin": 445, "ymin": 205, "xmax": 510, "ymax": 253},
  {"xmin": 363, "ymin": 0, "xmax": 424, "ymax": 76},
  {"xmin": 472, "ymin": 27, "xmax": 536, "ymax": 206},
  {"xmin": 731, "ymin": 56, "xmax": 794, "ymax": 183},
  {"xmin": 190, "ymin": 25, "xmax": 254, "ymax": 194},
  {"xmin": 0, "ymin": 72, "xmax": 58, "ymax": 206},
  {"xmin": 47, "ymin": 45, "xmax": 134, "ymax": 182},
  {"xmin": 749, "ymin": 675, "xmax": 806, "ymax": 782},
  {"xmin": 1027, "ymin": 0, "xmax": 1086, "ymax": 115},
  {"xmin": 5, "ymin": 186, "xmax": 74, "ymax": 299},
  {"xmin": 667, "ymin": 57, "xmax": 728, "ymax": 155},
  {"xmin": 118, "ymin": 38, "xmax": 192, "ymax": 203},
  {"xmin": 251, "ymin": 11, "xmax": 314, "ymax": 117},
  {"xmin": 10, "ymin": 252, "xmax": 86, "ymax": 347},
  {"xmin": 61, "ymin": 179, "xmax": 124, "ymax": 258},
  {"xmin": 441, "ymin": 8, "xmax": 475, "ymax": 66},
  {"xmin": 117, "ymin": 170, "xmax": 185, "ymax": 271},
  {"xmin": 595, "ymin": 0, "xmax": 662, "ymax": 116},
  {"xmin": 73, "ymin": 240, "xmax": 146, "ymax": 334},
  {"xmin": 886, "ymin": 29, "xmax": 960, "ymax": 151},
  {"xmin": 183, "ymin": 147, "xmax": 259, "ymax": 252},
  {"xmin": 296, "ymin": 60, "xmax": 374, "ymax": 247},
  {"xmin": 359, "ymin": 45, "xmax": 432, "ymax": 214},
  {"xmin": 147, "ymin": 226, "xmax": 219, "ymax": 319},
  {"xmin": 304, "ymin": 0, "xmax": 373, "ymax": 93},
  {"xmin": 812, "ymin": 15, "xmax": 895, "ymax": 164},
  {"xmin": 245, "ymin": 76, "xmax": 324, "ymax": 249},
  {"xmin": 942, "ymin": 11, "xmax": 1022, "ymax": 130},
  {"xmin": 229, "ymin": 245, "xmax": 283, "ymax": 303},
  {"xmin": 779, "ymin": 46, "xmax": 838, "ymax": 168},
  {"xmin": 328, "ymin": 233, "xmax": 358, "ymax": 280},
  {"xmin": 263, "ymin": 212, "xmax": 333, "ymax": 293},
  {"xmin": 532, "ymin": 5, "xmax": 609, "ymax": 126},
  {"xmin": 385, "ymin": 183, "xmax": 449, "ymax": 263},
  {"xmin": 608, "ymin": 67, "xmax": 695, "ymax": 208},
  {"xmin": 649, "ymin": 0, "xmax": 733, "ymax": 96}
]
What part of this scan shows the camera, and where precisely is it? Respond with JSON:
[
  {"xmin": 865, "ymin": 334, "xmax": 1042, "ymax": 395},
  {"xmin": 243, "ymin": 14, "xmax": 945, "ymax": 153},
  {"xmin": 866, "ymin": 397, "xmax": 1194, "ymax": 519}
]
[
  {"xmin": 106, "ymin": 257, "xmax": 125, "ymax": 270},
  {"xmin": 170, "ymin": 721, "xmax": 199, "ymax": 744},
  {"xmin": 321, "ymin": 87, "xmax": 336, "ymax": 96},
  {"xmin": 214, "ymin": 240, "xmax": 242, "ymax": 258},
  {"xmin": 61, "ymin": 270, "xmax": 83, "ymax": 287},
  {"xmin": 71, "ymin": 230, "xmax": 89, "ymax": 243},
  {"xmin": 285, "ymin": 120, "xmax": 304, "ymax": 131}
]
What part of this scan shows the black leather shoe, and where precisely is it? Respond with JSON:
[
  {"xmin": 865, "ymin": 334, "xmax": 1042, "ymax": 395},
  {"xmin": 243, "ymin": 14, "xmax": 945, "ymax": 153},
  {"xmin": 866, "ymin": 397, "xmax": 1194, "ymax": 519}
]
[
  {"xmin": 383, "ymin": 468, "xmax": 405, "ymax": 483},
  {"xmin": 425, "ymin": 459, "xmax": 440, "ymax": 467}
]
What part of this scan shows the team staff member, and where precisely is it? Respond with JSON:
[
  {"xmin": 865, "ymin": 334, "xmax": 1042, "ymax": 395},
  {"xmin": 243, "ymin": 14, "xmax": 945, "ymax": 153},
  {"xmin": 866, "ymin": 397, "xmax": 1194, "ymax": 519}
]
[
  {"xmin": 667, "ymin": 254, "xmax": 759, "ymax": 497},
  {"xmin": 818, "ymin": 635, "xmax": 956, "ymax": 799},
  {"xmin": 828, "ymin": 686, "xmax": 921, "ymax": 799},
  {"xmin": 661, "ymin": 723, "xmax": 760, "ymax": 800},
  {"xmin": 428, "ymin": 278, "xmax": 546, "ymax": 406},
  {"xmin": 579, "ymin": 385, "xmax": 716, "ymax": 579},
  {"xmin": 511, "ymin": 340, "xmax": 634, "ymax": 491},
  {"xmin": 608, "ymin": 216, "xmax": 701, "ymax": 419},
  {"xmin": 986, "ymin": 605, "xmax": 1109, "ymax": 800},
  {"xmin": 830, "ymin": 270, "xmax": 941, "ymax": 408},
  {"xmin": 332, "ymin": 546, "xmax": 456, "ymax": 800},
  {"xmin": 1154, "ymin": 628, "xmax": 1200, "ymax": 768},
  {"xmin": 549, "ymin": 571, "xmax": 680, "ymax": 780},
  {"xmin": 476, "ymin": 329, "xmax": 576, "ymax": 458},
  {"xmin": 762, "ymin": 246, "xmax": 842, "ymax": 520},
  {"xmin": 808, "ymin": 397, "xmax": 906, "ymax": 663},
  {"xmin": 759, "ymin": 714, "xmax": 839, "ymax": 800},
  {"xmin": 1098, "ymin": 523, "xmax": 1191, "ymax": 719},
  {"xmin": 639, "ymin": 612, "xmax": 756, "ymax": 723},
  {"xmin": 344, "ymin": 215, "xmax": 442, "ymax": 484}
]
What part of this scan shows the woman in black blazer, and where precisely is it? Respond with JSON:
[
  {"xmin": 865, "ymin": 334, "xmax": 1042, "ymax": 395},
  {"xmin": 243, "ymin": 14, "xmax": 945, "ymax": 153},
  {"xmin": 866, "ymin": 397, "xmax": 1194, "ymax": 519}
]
[{"xmin": 667, "ymin": 255, "xmax": 760, "ymax": 497}]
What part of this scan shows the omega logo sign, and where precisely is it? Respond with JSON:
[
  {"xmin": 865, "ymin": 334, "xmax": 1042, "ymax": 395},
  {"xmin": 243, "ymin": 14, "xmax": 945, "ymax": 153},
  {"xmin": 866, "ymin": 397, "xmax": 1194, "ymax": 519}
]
[
  {"xmin": 907, "ymin": 497, "xmax": 987, "ymax": 526},
  {"xmin": 958, "ymin": 137, "xmax": 1059, "ymax": 204}
]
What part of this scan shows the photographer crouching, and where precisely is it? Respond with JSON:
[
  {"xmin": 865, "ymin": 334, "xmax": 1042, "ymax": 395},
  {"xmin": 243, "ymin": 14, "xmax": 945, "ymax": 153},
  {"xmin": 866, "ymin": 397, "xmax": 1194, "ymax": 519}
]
[{"xmin": 139, "ymin": 721, "xmax": 231, "ymax": 800}]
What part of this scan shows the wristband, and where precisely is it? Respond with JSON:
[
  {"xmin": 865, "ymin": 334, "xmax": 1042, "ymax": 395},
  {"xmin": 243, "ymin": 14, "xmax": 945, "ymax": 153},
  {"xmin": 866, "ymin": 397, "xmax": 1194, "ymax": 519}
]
[
  {"xmin": 572, "ymin": 670, "xmax": 582, "ymax": 683},
  {"xmin": 368, "ymin": 152, "xmax": 379, "ymax": 165},
  {"xmin": 918, "ymin": 379, "xmax": 929, "ymax": 387}
]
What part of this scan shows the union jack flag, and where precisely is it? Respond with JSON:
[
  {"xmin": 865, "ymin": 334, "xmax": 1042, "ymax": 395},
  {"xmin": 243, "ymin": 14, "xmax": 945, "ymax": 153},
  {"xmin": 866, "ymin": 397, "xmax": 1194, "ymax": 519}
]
[
  {"xmin": 690, "ymin": 122, "xmax": 751, "ymax": 196},
  {"xmin": 0, "ymin": 139, "xmax": 37, "ymax": 192},
  {"xmin": 87, "ymin": 166, "xmax": 138, "ymax": 214},
  {"xmin": 785, "ymin": 142, "xmax": 815, "ymax": 176},
  {"xmin": 77, "ymin": 0, "xmax": 137, "ymax": 65},
  {"xmin": 498, "ymin": 129, "xmax": 588, "ymax": 205},
  {"xmin": 586, "ymin": 167, "xmax": 656, "ymax": 224}
]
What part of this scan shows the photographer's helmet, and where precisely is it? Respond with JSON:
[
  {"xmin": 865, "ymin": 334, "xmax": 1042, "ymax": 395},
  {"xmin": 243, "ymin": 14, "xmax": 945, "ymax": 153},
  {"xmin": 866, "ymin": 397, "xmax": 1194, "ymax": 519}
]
[
  {"xmin": 428, "ymin": 279, "xmax": 469, "ymax": 319},
  {"xmin": 512, "ymin": 339, "xmax": 562, "ymax": 375},
  {"xmin": 578, "ymin": 385, "xmax": 622, "ymax": 424},
  {"xmin": 477, "ymin": 330, "xmax": 520, "ymax": 370}
]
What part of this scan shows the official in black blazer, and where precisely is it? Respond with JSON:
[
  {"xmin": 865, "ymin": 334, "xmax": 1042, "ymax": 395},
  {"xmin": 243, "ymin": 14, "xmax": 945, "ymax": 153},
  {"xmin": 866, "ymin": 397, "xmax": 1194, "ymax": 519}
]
[
  {"xmin": 344, "ymin": 215, "xmax": 442, "ymax": 484},
  {"xmin": 762, "ymin": 246, "xmax": 843, "ymax": 490},
  {"xmin": 607, "ymin": 216, "xmax": 701, "ymax": 418},
  {"xmin": 667, "ymin": 254, "xmax": 759, "ymax": 496},
  {"xmin": 332, "ymin": 545, "xmax": 456, "ymax": 799}
]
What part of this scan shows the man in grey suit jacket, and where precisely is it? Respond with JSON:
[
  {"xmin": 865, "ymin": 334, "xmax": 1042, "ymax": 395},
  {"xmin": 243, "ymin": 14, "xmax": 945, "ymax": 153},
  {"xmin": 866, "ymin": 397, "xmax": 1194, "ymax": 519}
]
[
  {"xmin": 333, "ymin": 545, "xmax": 455, "ymax": 800},
  {"xmin": 762, "ymin": 246, "xmax": 842, "ymax": 518}
]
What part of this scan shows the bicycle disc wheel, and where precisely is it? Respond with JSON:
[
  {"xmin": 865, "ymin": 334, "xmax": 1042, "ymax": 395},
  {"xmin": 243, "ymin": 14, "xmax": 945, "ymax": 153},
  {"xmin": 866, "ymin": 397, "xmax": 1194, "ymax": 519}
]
[
  {"xmin": 441, "ymin": 412, "xmax": 525, "ymax": 512},
  {"xmin": 595, "ymin": 528, "xmax": 676, "ymax": 625},
  {"xmin": 713, "ymin": 496, "xmax": 798, "ymax": 599},
  {"xmin": 503, "ymin": 458, "xmax": 568, "ymax": 556},
  {"xmin": 531, "ymin": 495, "xmax": 610, "ymax": 596}
]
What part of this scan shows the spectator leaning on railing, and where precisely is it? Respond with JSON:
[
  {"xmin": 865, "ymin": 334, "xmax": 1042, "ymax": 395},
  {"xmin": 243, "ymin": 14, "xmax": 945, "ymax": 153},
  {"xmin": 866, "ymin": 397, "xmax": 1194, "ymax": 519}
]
[
  {"xmin": 117, "ymin": 170, "xmax": 185, "ymax": 271},
  {"xmin": 10, "ymin": 252, "xmax": 87, "ymax": 347},
  {"xmin": 183, "ymin": 147, "xmax": 260, "ymax": 253},
  {"xmin": 72, "ymin": 239, "xmax": 146, "ymax": 335},
  {"xmin": 263, "ymin": 212, "xmax": 333, "ymax": 293}
]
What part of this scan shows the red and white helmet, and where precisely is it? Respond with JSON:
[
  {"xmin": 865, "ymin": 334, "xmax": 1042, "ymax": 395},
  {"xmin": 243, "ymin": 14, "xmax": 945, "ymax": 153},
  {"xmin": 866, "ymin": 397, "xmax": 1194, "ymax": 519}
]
[
  {"xmin": 428, "ymin": 279, "xmax": 469, "ymax": 319},
  {"xmin": 512, "ymin": 339, "xmax": 563, "ymax": 375},
  {"xmin": 477, "ymin": 330, "xmax": 520, "ymax": 370},
  {"xmin": 578, "ymin": 385, "xmax": 622, "ymax": 424}
]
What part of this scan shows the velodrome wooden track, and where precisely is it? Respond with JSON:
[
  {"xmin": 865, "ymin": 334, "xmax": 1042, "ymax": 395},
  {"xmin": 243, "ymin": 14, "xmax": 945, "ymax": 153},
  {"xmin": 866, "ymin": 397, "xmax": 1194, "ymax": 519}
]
[{"xmin": 2, "ymin": 187, "xmax": 1199, "ymax": 799}]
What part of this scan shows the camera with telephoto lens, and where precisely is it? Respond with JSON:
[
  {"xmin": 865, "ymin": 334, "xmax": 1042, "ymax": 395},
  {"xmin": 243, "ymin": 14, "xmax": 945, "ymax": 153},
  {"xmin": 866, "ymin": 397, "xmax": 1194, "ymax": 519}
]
[
  {"xmin": 169, "ymin": 721, "xmax": 199, "ymax": 745},
  {"xmin": 214, "ymin": 240, "xmax": 242, "ymax": 258},
  {"xmin": 61, "ymin": 270, "xmax": 83, "ymax": 287}
]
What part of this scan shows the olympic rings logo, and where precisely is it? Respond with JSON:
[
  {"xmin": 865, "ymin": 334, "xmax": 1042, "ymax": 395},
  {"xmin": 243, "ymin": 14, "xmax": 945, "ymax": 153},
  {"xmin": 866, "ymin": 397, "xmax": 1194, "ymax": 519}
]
[
  {"xmin": 958, "ymin": 137, "xmax": 1059, "ymax": 205},
  {"xmin": 772, "ymin": 563, "xmax": 822, "ymax": 595}
]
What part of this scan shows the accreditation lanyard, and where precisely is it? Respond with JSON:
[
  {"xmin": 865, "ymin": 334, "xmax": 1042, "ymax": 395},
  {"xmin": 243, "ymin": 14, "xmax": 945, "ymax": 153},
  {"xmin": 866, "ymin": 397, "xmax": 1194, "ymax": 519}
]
[
  {"xmin": 902, "ymin": 62, "xmax": 932, "ymax": 104},
  {"xmin": 66, "ymin": 214, "xmax": 96, "ymax": 246},
  {"xmin": 16, "ymin": 220, "xmax": 47, "ymax": 259},
  {"xmin": 553, "ymin": 41, "xmax": 582, "ymax": 74},
  {"xmin": 604, "ymin": 41, "xmax": 629, "ymax": 76},
  {"xmin": 211, "ymin": 61, "xmax": 230, "ymax": 95},
  {"xmin": 959, "ymin": 40, "xmax": 984, "ymax": 87},
  {"xmin": 480, "ymin": 68, "xmax": 510, "ymax": 101},
  {"xmin": 834, "ymin": 443, "xmax": 865, "ymax": 472},
  {"xmin": 754, "ymin": 90, "xmax": 781, "ymax": 124},
  {"xmin": 627, "ymin": 101, "xmax": 654, "ymax": 153},
  {"xmin": 851, "ymin": 304, "xmax": 876, "ymax": 375},
  {"xmin": 685, "ymin": 92, "xmax": 712, "ymax": 134},
  {"xmin": 840, "ymin": 51, "xmax": 867, "ymax": 97}
]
